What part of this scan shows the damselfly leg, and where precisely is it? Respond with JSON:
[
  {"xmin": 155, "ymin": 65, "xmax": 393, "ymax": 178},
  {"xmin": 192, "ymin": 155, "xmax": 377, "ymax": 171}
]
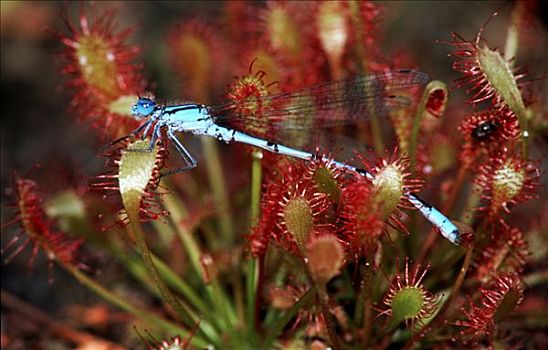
[
  {"xmin": 99, "ymin": 118, "xmax": 155, "ymax": 153},
  {"xmin": 126, "ymin": 119, "xmax": 162, "ymax": 153},
  {"xmin": 160, "ymin": 130, "xmax": 197, "ymax": 177}
]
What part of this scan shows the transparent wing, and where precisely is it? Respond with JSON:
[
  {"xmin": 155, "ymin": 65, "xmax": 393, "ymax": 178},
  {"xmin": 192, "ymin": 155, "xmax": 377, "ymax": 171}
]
[{"xmin": 210, "ymin": 69, "xmax": 428, "ymax": 132}]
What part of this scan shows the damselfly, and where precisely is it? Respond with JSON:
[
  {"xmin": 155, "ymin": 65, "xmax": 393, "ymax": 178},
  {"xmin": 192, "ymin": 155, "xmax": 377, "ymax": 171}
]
[{"xmin": 123, "ymin": 69, "xmax": 462, "ymax": 245}]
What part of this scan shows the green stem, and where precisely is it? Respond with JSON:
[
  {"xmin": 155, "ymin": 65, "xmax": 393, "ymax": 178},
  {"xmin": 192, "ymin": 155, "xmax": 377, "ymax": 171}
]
[
  {"xmin": 348, "ymin": 0, "xmax": 366, "ymax": 73},
  {"xmin": 162, "ymin": 192, "xmax": 237, "ymax": 334},
  {"xmin": 62, "ymin": 264, "xmax": 209, "ymax": 348},
  {"xmin": 151, "ymin": 220, "xmax": 174, "ymax": 249},
  {"xmin": 160, "ymin": 193, "xmax": 200, "ymax": 275},
  {"xmin": 523, "ymin": 270, "xmax": 548, "ymax": 288},
  {"xmin": 112, "ymin": 241, "xmax": 211, "ymax": 314},
  {"xmin": 503, "ymin": 3, "xmax": 530, "ymax": 159},
  {"xmin": 150, "ymin": 254, "xmax": 210, "ymax": 316},
  {"xmin": 78, "ymin": 227, "xmax": 211, "ymax": 322},
  {"xmin": 459, "ymin": 182, "xmax": 482, "ymax": 225},
  {"xmin": 361, "ymin": 264, "xmax": 374, "ymax": 348},
  {"xmin": 504, "ymin": 22, "xmax": 518, "ymax": 66},
  {"xmin": 437, "ymin": 247, "xmax": 474, "ymax": 319},
  {"xmin": 504, "ymin": 2, "xmax": 521, "ymax": 64},
  {"xmin": 246, "ymin": 258, "xmax": 259, "ymax": 334},
  {"xmin": 301, "ymin": 258, "xmax": 342, "ymax": 350},
  {"xmin": 506, "ymin": 310, "xmax": 548, "ymax": 330},
  {"xmin": 201, "ymin": 138, "xmax": 234, "ymax": 244},
  {"xmin": 318, "ymin": 285, "xmax": 343, "ymax": 350},
  {"xmin": 120, "ymin": 250, "xmax": 221, "ymax": 344},
  {"xmin": 233, "ymin": 268, "xmax": 245, "ymax": 328},
  {"xmin": 354, "ymin": 260, "xmax": 374, "ymax": 347},
  {"xmin": 250, "ymin": 150, "xmax": 263, "ymax": 226},
  {"xmin": 261, "ymin": 286, "xmax": 317, "ymax": 350},
  {"xmin": 247, "ymin": 150, "xmax": 263, "ymax": 342},
  {"xmin": 370, "ymin": 116, "xmax": 385, "ymax": 157},
  {"xmin": 127, "ymin": 217, "xmax": 195, "ymax": 328},
  {"xmin": 348, "ymin": 0, "xmax": 385, "ymax": 156},
  {"xmin": 441, "ymin": 253, "xmax": 474, "ymax": 328},
  {"xmin": 427, "ymin": 250, "xmax": 464, "ymax": 282}
]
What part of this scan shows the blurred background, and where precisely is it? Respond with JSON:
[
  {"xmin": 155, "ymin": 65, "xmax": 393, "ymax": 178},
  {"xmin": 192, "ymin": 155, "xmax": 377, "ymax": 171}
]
[{"xmin": 1, "ymin": 1, "xmax": 546, "ymax": 348}]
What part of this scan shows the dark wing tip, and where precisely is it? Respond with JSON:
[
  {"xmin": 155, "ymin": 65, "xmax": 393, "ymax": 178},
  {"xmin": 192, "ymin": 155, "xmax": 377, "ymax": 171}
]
[{"xmin": 396, "ymin": 69, "xmax": 430, "ymax": 85}]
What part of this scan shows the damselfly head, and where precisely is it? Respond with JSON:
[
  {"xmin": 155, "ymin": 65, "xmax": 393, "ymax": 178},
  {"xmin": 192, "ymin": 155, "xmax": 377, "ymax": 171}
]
[{"xmin": 132, "ymin": 97, "xmax": 156, "ymax": 117}]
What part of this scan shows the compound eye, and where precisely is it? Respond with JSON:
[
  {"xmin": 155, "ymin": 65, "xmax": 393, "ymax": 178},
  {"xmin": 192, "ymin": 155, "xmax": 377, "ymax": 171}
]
[{"xmin": 132, "ymin": 98, "xmax": 156, "ymax": 117}]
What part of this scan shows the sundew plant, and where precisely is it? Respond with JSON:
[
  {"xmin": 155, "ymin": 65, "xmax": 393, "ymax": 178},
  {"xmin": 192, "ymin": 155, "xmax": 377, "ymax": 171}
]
[{"xmin": 1, "ymin": 2, "xmax": 547, "ymax": 349}]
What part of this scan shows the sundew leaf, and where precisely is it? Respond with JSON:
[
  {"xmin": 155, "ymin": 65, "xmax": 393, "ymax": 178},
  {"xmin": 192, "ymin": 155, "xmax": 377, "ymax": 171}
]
[
  {"xmin": 477, "ymin": 47, "xmax": 527, "ymax": 134},
  {"xmin": 119, "ymin": 139, "xmax": 158, "ymax": 219}
]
